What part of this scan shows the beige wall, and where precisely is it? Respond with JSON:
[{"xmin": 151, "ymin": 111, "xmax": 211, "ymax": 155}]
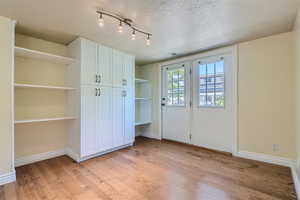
[
  {"xmin": 0, "ymin": 16, "xmax": 14, "ymax": 175},
  {"xmin": 293, "ymin": 11, "xmax": 300, "ymax": 169},
  {"xmin": 15, "ymin": 34, "xmax": 69, "ymax": 159},
  {"xmin": 238, "ymin": 32, "xmax": 295, "ymax": 159}
]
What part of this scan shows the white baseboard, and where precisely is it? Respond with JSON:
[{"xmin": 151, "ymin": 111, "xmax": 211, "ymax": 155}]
[
  {"xmin": 0, "ymin": 170, "xmax": 16, "ymax": 186},
  {"xmin": 141, "ymin": 133, "xmax": 161, "ymax": 140},
  {"xmin": 65, "ymin": 148, "xmax": 80, "ymax": 162},
  {"xmin": 236, "ymin": 151, "xmax": 295, "ymax": 167},
  {"xmin": 78, "ymin": 143, "xmax": 133, "ymax": 162},
  {"xmin": 15, "ymin": 149, "xmax": 66, "ymax": 167},
  {"xmin": 291, "ymin": 164, "xmax": 300, "ymax": 200}
]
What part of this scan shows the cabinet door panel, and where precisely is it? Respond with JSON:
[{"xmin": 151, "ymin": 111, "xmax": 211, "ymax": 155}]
[
  {"xmin": 81, "ymin": 86, "xmax": 98, "ymax": 157},
  {"xmin": 113, "ymin": 88, "xmax": 124, "ymax": 147},
  {"xmin": 98, "ymin": 45, "xmax": 113, "ymax": 86},
  {"xmin": 124, "ymin": 55, "xmax": 135, "ymax": 144},
  {"xmin": 81, "ymin": 39, "xmax": 98, "ymax": 86},
  {"xmin": 112, "ymin": 50, "xmax": 124, "ymax": 88},
  {"xmin": 97, "ymin": 86, "xmax": 113, "ymax": 151}
]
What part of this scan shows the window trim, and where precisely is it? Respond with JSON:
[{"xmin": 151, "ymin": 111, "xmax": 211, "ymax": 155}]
[
  {"xmin": 164, "ymin": 63, "xmax": 187, "ymax": 107},
  {"xmin": 196, "ymin": 57, "xmax": 226, "ymax": 109}
]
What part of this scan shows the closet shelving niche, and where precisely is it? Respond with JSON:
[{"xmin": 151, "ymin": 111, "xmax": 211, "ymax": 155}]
[
  {"xmin": 14, "ymin": 45, "xmax": 77, "ymax": 124},
  {"xmin": 135, "ymin": 78, "xmax": 152, "ymax": 126}
]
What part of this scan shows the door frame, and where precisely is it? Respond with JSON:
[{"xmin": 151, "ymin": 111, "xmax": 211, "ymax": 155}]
[{"xmin": 158, "ymin": 45, "xmax": 238, "ymax": 155}]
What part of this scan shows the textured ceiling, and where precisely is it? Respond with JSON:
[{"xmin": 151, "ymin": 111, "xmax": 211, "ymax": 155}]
[{"xmin": 0, "ymin": 0, "xmax": 299, "ymax": 65}]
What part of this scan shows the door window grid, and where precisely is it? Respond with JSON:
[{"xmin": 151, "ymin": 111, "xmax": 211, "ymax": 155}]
[
  {"xmin": 199, "ymin": 60, "xmax": 225, "ymax": 107},
  {"xmin": 167, "ymin": 67, "xmax": 185, "ymax": 106}
]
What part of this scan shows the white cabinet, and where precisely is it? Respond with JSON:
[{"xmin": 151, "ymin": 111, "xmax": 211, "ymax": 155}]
[
  {"xmin": 67, "ymin": 37, "xmax": 135, "ymax": 162},
  {"xmin": 98, "ymin": 45, "xmax": 113, "ymax": 86},
  {"xmin": 97, "ymin": 86, "xmax": 113, "ymax": 152},
  {"xmin": 124, "ymin": 55, "xmax": 135, "ymax": 144},
  {"xmin": 113, "ymin": 87, "xmax": 125, "ymax": 147},
  {"xmin": 112, "ymin": 50, "xmax": 124, "ymax": 88},
  {"xmin": 81, "ymin": 86, "xmax": 98, "ymax": 157},
  {"xmin": 81, "ymin": 39, "xmax": 98, "ymax": 86}
]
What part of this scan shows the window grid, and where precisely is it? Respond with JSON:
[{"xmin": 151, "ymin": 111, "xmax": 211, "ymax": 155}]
[
  {"xmin": 167, "ymin": 67, "xmax": 185, "ymax": 106},
  {"xmin": 199, "ymin": 60, "xmax": 225, "ymax": 107}
]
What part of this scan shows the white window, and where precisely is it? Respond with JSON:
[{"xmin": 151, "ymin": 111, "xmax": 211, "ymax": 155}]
[
  {"xmin": 167, "ymin": 67, "xmax": 185, "ymax": 106},
  {"xmin": 199, "ymin": 60, "xmax": 225, "ymax": 107}
]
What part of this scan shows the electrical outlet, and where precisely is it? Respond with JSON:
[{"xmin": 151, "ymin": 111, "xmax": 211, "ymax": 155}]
[{"xmin": 272, "ymin": 144, "xmax": 280, "ymax": 152}]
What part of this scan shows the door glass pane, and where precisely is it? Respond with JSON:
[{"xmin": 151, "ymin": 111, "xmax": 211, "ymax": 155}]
[
  {"xmin": 166, "ymin": 67, "xmax": 185, "ymax": 106},
  {"xmin": 198, "ymin": 60, "xmax": 225, "ymax": 107}
]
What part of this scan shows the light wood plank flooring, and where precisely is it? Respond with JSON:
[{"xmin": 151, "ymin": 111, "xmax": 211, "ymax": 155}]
[{"xmin": 0, "ymin": 137, "xmax": 297, "ymax": 200}]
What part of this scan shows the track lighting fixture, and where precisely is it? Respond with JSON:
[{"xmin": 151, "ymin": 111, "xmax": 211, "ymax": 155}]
[
  {"xmin": 98, "ymin": 13, "xmax": 104, "ymax": 27},
  {"xmin": 131, "ymin": 29, "xmax": 136, "ymax": 40},
  {"xmin": 146, "ymin": 34, "xmax": 151, "ymax": 46},
  {"xmin": 118, "ymin": 21, "xmax": 123, "ymax": 33},
  {"xmin": 96, "ymin": 9, "xmax": 152, "ymax": 45}
]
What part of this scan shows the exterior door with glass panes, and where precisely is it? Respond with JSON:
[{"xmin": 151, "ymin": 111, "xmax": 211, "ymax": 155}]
[
  {"xmin": 191, "ymin": 54, "xmax": 235, "ymax": 153},
  {"xmin": 162, "ymin": 62, "xmax": 191, "ymax": 143}
]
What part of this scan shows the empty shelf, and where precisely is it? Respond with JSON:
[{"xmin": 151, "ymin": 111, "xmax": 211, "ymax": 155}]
[
  {"xmin": 15, "ymin": 83, "xmax": 76, "ymax": 90},
  {"xmin": 135, "ymin": 121, "xmax": 152, "ymax": 126},
  {"xmin": 15, "ymin": 46, "xmax": 75, "ymax": 65},
  {"xmin": 15, "ymin": 116, "xmax": 76, "ymax": 124}
]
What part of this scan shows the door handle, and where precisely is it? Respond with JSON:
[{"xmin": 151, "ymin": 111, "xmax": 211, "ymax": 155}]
[
  {"xmin": 122, "ymin": 79, "xmax": 127, "ymax": 86},
  {"xmin": 95, "ymin": 88, "xmax": 98, "ymax": 96},
  {"xmin": 95, "ymin": 74, "xmax": 98, "ymax": 83}
]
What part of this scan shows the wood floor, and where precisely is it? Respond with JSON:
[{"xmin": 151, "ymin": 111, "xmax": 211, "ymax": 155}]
[{"xmin": 0, "ymin": 137, "xmax": 297, "ymax": 200}]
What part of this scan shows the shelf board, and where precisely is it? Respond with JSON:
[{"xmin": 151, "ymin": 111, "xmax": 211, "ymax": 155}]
[
  {"xmin": 135, "ymin": 78, "xmax": 149, "ymax": 83},
  {"xmin": 15, "ymin": 83, "xmax": 76, "ymax": 90},
  {"xmin": 15, "ymin": 46, "xmax": 75, "ymax": 65},
  {"xmin": 15, "ymin": 116, "xmax": 76, "ymax": 124},
  {"xmin": 135, "ymin": 121, "xmax": 152, "ymax": 126},
  {"xmin": 135, "ymin": 97, "xmax": 151, "ymax": 101}
]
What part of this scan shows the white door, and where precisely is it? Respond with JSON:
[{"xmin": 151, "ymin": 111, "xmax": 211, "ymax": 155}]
[
  {"xmin": 191, "ymin": 54, "xmax": 235, "ymax": 153},
  {"xmin": 162, "ymin": 63, "xmax": 191, "ymax": 143},
  {"xmin": 112, "ymin": 50, "xmax": 124, "ymax": 88},
  {"xmin": 81, "ymin": 86, "xmax": 98, "ymax": 157},
  {"xmin": 124, "ymin": 55, "xmax": 135, "ymax": 145},
  {"xmin": 81, "ymin": 39, "xmax": 98, "ymax": 86},
  {"xmin": 113, "ymin": 87, "xmax": 125, "ymax": 147},
  {"xmin": 96, "ymin": 86, "xmax": 113, "ymax": 152},
  {"xmin": 98, "ymin": 45, "xmax": 113, "ymax": 87},
  {"xmin": 161, "ymin": 53, "xmax": 236, "ymax": 153}
]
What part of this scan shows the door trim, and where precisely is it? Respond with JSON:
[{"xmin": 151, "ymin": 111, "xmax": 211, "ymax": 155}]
[{"xmin": 159, "ymin": 45, "xmax": 238, "ymax": 155}]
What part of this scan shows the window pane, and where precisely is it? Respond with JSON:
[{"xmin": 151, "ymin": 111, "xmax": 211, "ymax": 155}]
[
  {"xmin": 198, "ymin": 60, "xmax": 225, "ymax": 107},
  {"xmin": 166, "ymin": 67, "xmax": 185, "ymax": 106},
  {"xmin": 216, "ymin": 93, "xmax": 225, "ymax": 107}
]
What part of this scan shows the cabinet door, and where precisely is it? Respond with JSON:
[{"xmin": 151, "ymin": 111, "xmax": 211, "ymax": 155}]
[
  {"xmin": 96, "ymin": 86, "xmax": 113, "ymax": 152},
  {"xmin": 81, "ymin": 39, "xmax": 98, "ymax": 86},
  {"xmin": 98, "ymin": 45, "xmax": 113, "ymax": 86},
  {"xmin": 81, "ymin": 86, "xmax": 98, "ymax": 157},
  {"xmin": 112, "ymin": 50, "xmax": 124, "ymax": 88},
  {"xmin": 112, "ymin": 87, "xmax": 125, "ymax": 147},
  {"xmin": 124, "ymin": 55, "xmax": 135, "ymax": 144}
]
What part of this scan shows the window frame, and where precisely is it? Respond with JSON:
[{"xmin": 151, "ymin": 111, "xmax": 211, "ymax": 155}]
[
  {"xmin": 164, "ymin": 63, "xmax": 187, "ymax": 107},
  {"xmin": 195, "ymin": 57, "xmax": 226, "ymax": 109}
]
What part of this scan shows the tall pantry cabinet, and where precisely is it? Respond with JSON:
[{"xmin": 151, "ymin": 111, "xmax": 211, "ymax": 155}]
[{"xmin": 67, "ymin": 38, "xmax": 135, "ymax": 161}]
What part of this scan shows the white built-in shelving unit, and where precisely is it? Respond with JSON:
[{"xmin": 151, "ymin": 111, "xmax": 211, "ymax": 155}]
[
  {"xmin": 14, "ymin": 46, "xmax": 76, "ymax": 124},
  {"xmin": 135, "ymin": 78, "xmax": 152, "ymax": 126}
]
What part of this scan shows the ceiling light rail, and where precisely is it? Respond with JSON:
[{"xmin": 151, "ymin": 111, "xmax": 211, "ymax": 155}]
[{"xmin": 96, "ymin": 10, "xmax": 152, "ymax": 45}]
